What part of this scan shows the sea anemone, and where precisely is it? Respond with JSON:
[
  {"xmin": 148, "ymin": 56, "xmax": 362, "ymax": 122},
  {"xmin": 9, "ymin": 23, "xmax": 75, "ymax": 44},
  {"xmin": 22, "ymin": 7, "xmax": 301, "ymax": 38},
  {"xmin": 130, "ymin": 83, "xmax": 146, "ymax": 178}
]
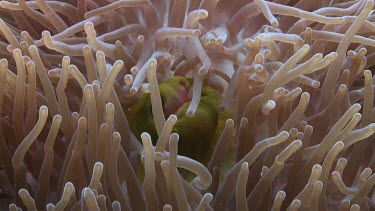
[{"xmin": 0, "ymin": 0, "xmax": 375, "ymax": 210}]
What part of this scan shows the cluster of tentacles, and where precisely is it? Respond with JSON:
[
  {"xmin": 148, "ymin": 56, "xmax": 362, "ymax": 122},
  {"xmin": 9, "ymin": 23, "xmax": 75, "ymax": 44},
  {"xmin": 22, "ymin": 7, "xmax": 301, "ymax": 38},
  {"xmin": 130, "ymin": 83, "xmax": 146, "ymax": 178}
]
[{"xmin": 1, "ymin": 0, "xmax": 375, "ymax": 210}]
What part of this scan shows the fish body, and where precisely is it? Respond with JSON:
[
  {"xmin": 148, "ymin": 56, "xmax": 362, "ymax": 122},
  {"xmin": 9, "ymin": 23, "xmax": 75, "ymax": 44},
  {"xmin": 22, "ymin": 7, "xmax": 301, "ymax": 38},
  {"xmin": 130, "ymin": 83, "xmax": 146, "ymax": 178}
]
[{"xmin": 124, "ymin": 76, "xmax": 221, "ymax": 163}]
